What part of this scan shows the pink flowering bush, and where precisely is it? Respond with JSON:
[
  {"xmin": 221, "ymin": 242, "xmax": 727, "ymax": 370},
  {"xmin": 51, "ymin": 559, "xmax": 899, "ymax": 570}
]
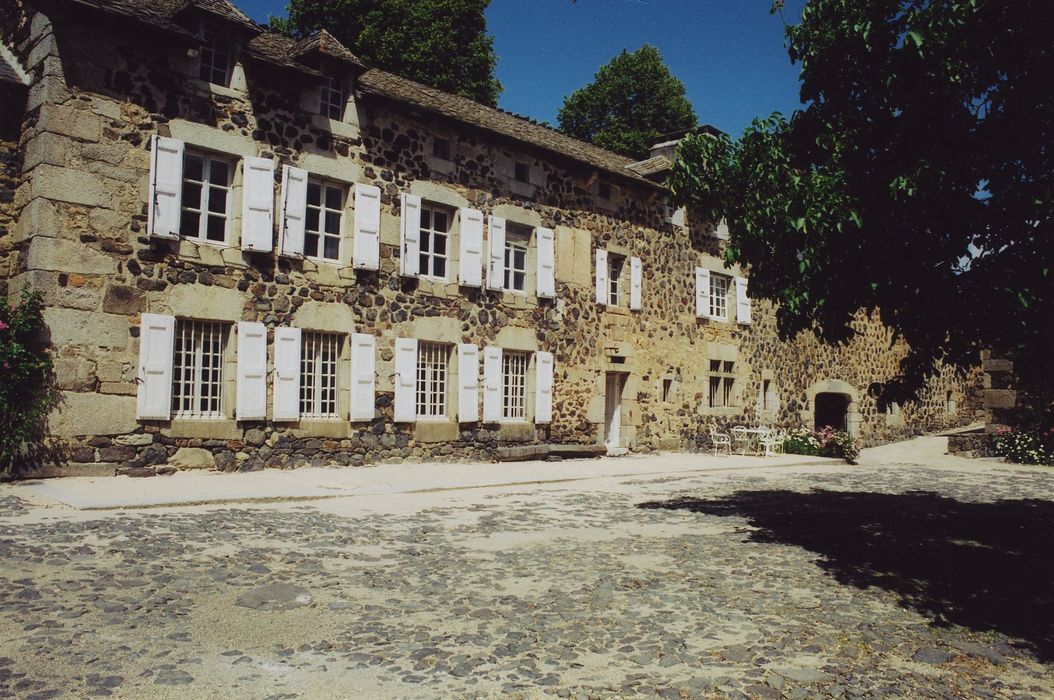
[
  {"xmin": 989, "ymin": 427, "xmax": 1054, "ymax": 466},
  {"xmin": 783, "ymin": 426, "xmax": 860, "ymax": 464}
]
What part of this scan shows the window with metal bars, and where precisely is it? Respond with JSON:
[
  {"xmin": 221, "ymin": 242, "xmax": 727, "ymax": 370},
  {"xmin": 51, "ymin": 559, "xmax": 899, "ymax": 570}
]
[
  {"xmin": 172, "ymin": 320, "xmax": 228, "ymax": 419},
  {"xmin": 300, "ymin": 332, "xmax": 340, "ymax": 419},
  {"xmin": 180, "ymin": 151, "xmax": 231, "ymax": 243},
  {"xmin": 305, "ymin": 179, "xmax": 344, "ymax": 261},
  {"xmin": 502, "ymin": 351, "xmax": 529, "ymax": 420},
  {"xmin": 708, "ymin": 359, "xmax": 736, "ymax": 408},
  {"xmin": 198, "ymin": 24, "xmax": 231, "ymax": 86},
  {"xmin": 418, "ymin": 205, "xmax": 450, "ymax": 279},
  {"xmin": 416, "ymin": 342, "xmax": 449, "ymax": 418},
  {"xmin": 608, "ymin": 254, "xmax": 625, "ymax": 306},
  {"xmin": 709, "ymin": 274, "xmax": 731, "ymax": 320},
  {"xmin": 320, "ymin": 72, "xmax": 344, "ymax": 120}
]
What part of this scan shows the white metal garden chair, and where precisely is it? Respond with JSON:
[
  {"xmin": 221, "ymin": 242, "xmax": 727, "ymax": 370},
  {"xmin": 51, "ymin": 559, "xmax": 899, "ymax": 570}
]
[
  {"xmin": 708, "ymin": 424, "xmax": 732, "ymax": 457},
  {"xmin": 730, "ymin": 425, "xmax": 752, "ymax": 455},
  {"xmin": 759, "ymin": 428, "xmax": 785, "ymax": 457}
]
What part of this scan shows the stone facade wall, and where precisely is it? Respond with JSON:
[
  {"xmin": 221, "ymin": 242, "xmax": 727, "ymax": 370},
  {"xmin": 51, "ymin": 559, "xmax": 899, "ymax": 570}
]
[{"xmin": 5, "ymin": 5, "xmax": 983, "ymax": 476}]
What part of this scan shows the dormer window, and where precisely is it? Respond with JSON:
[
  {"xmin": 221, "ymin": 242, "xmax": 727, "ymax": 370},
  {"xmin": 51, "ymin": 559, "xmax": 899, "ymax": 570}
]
[
  {"xmin": 598, "ymin": 181, "xmax": 612, "ymax": 199},
  {"xmin": 514, "ymin": 161, "xmax": 530, "ymax": 183},
  {"xmin": 320, "ymin": 71, "xmax": 344, "ymax": 120},
  {"xmin": 198, "ymin": 24, "xmax": 231, "ymax": 86}
]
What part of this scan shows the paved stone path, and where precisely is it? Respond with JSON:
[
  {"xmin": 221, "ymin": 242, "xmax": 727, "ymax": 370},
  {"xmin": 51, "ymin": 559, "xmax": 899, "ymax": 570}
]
[{"xmin": 1, "ymin": 442, "xmax": 1052, "ymax": 699}]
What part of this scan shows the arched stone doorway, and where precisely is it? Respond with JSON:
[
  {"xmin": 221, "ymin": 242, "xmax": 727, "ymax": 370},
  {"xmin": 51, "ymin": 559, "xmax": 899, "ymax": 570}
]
[
  {"xmin": 815, "ymin": 392, "xmax": 850, "ymax": 431},
  {"xmin": 803, "ymin": 379, "xmax": 861, "ymax": 437}
]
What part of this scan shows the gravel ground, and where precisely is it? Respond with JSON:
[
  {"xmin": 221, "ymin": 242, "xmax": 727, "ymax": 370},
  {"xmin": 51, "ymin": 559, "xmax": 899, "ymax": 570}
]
[{"xmin": 1, "ymin": 443, "xmax": 1052, "ymax": 699}]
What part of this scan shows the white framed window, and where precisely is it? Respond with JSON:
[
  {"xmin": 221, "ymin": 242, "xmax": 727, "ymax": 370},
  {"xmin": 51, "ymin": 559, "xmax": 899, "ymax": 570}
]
[
  {"xmin": 305, "ymin": 179, "xmax": 344, "ymax": 261},
  {"xmin": 416, "ymin": 341, "xmax": 449, "ymax": 418},
  {"xmin": 709, "ymin": 274, "xmax": 731, "ymax": 320},
  {"xmin": 320, "ymin": 72, "xmax": 344, "ymax": 120},
  {"xmin": 172, "ymin": 319, "xmax": 228, "ymax": 419},
  {"xmin": 504, "ymin": 231, "xmax": 528, "ymax": 292},
  {"xmin": 300, "ymin": 332, "xmax": 340, "ymax": 419},
  {"xmin": 608, "ymin": 254, "xmax": 625, "ymax": 306},
  {"xmin": 419, "ymin": 205, "xmax": 450, "ymax": 279},
  {"xmin": 180, "ymin": 151, "xmax": 232, "ymax": 244},
  {"xmin": 762, "ymin": 379, "xmax": 773, "ymax": 411},
  {"xmin": 708, "ymin": 360, "xmax": 736, "ymax": 408},
  {"xmin": 502, "ymin": 351, "xmax": 529, "ymax": 420},
  {"xmin": 198, "ymin": 24, "xmax": 231, "ymax": 86}
]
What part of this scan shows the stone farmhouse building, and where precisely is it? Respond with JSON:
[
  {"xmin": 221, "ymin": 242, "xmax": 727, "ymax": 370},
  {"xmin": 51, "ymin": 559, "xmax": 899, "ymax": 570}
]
[{"xmin": 0, "ymin": 0, "xmax": 981, "ymax": 476}]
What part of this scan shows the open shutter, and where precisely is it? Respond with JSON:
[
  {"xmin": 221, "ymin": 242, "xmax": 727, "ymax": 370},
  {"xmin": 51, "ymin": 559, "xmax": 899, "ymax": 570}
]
[
  {"xmin": 536, "ymin": 227, "xmax": 555, "ymax": 298},
  {"xmin": 148, "ymin": 135, "xmax": 183, "ymax": 239},
  {"xmin": 629, "ymin": 256, "xmax": 642, "ymax": 311},
  {"xmin": 459, "ymin": 208, "xmax": 484, "ymax": 287},
  {"xmin": 236, "ymin": 321, "xmax": 267, "ymax": 420},
  {"xmin": 482, "ymin": 346, "xmax": 502, "ymax": 422},
  {"xmin": 350, "ymin": 332, "xmax": 376, "ymax": 421},
  {"xmin": 241, "ymin": 156, "xmax": 275, "ymax": 252},
  {"xmin": 278, "ymin": 165, "xmax": 308, "ymax": 257},
  {"xmin": 136, "ymin": 313, "xmax": 175, "ymax": 420},
  {"xmin": 273, "ymin": 327, "xmax": 301, "ymax": 421},
  {"xmin": 535, "ymin": 351, "xmax": 554, "ymax": 424},
  {"xmin": 735, "ymin": 276, "xmax": 752, "ymax": 325},
  {"xmin": 353, "ymin": 184, "xmax": 381, "ymax": 270},
  {"xmin": 400, "ymin": 193, "xmax": 421, "ymax": 276},
  {"xmin": 595, "ymin": 249, "xmax": 608, "ymax": 305},
  {"xmin": 394, "ymin": 338, "xmax": 418, "ymax": 422},
  {"xmin": 458, "ymin": 344, "xmax": 480, "ymax": 422},
  {"xmin": 487, "ymin": 216, "xmax": 506, "ymax": 290},
  {"xmin": 695, "ymin": 267, "xmax": 710, "ymax": 318}
]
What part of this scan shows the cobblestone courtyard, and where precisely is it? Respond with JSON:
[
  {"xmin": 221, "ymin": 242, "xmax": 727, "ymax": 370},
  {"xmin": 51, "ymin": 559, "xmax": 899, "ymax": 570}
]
[{"xmin": 1, "ymin": 441, "xmax": 1052, "ymax": 699}]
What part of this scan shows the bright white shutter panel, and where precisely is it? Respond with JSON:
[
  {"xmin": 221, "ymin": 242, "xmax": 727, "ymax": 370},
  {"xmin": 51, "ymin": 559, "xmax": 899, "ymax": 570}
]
[
  {"xmin": 400, "ymin": 193, "xmax": 422, "ymax": 276},
  {"xmin": 136, "ymin": 313, "xmax": 175, "ymax": 420},
  {"xmin": 350, "ymin": 333, "xmax": 376, "ymax": 421},
  {"xmin": 394, "ymin": 338, "xmax": 418, "ymax": 422},
  {"xmin": 353, "ymin": 184, "xmax": 381, "ymax": 270},
  {"xmin": 458, "ymin": 344, "xmax": 480, "ymax": 422},
  {"xmin": 241, "ymin": 156, "xmax": 275, "ymax": 252},
  {"xmin": 736, "ymin": 276, "xmax": 752, "ymax": 325},
  {"xmin": 272, "ymin": 327, "xmax": 301, "ymax": 421},
  {"xmin": 536, "ymin": 227, "xmax": 555, "ymax": 298},
  {"xmin": 278, "ymin": 165, "xmax": 308, "ymax": 257},
  {"xmin": 482, "ymin": 346, "xmax": 502, "ymax": 422},
  {"xmin": 148, "ymin": 135, "xmax": 183, "ymax": 239},
  {"xmin": 487, "ymin": 216, "xmax": 506, "ymax": 290},
  {"xmin": 459, "ymin": 208, "xmax": 484, "ymax": 287},
  {"xmin": 695, "ymin": 267, "xmax": 710, "ymax": 318},
  {"xmin": 629, "ymin": 256, "xmax": 642, "ymax": 311},
  {"xmin": 236, "ymin": 321, "xmax": 267, "ymax": 420},
  {"xmin": 535, "ymin": 351, "xmax": 554, "ymax": 424},
  {"xmin": 595, "ymin": 249, "xmax": 608, "ymax": 305}
]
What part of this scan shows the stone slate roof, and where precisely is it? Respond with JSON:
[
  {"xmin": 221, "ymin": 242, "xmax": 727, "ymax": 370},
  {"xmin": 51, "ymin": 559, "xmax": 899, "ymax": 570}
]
[
  {"xmin": 0, "ymin": 48, "xmax": 29, "ymax": 86},
  {"xmin": 292, "ymin": 29, "xmax": 366, "ymax": 70},
  {"xmin": 245, "ymin": 32, "xmax": 323, "ymax": 78},
  {"xmin": 626, "ymin": 155, "xmax": 673, "ymax": 178}
]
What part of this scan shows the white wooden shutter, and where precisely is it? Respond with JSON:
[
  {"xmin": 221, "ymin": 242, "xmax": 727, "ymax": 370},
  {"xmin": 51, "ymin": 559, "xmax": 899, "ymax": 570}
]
[
  {"xmin": 353, "ymin": 183, "xmax": 381, "ymax": 270},
  {"xmin": 241, "ymin": 156, "xmax": 275, "ymax": 252},
  {"xmin": 458, "ymin": 344, "xmax": 480, "ymax": 422},
  {"xmin": 394, "ymin": 338, "xmax": 418, "ymax": 422},
  {"xmin": 459, "ymin": 208, "xmax": 484, "ymax": 287},
  {"xmin": 595, "ymin": 249, "xmax": 608, "ymax": 305},
  {"xmin": 272, "ymin": 326, "xmax": 301, "ymax": 421},
  {"xmin": 147, "ymin": 135, "xmax": 183, "ymax": 239},
  {"xmin": 487, "ymin": 216, "xmax": 506, "ymax": 290},
  {"xmin": 482, "ymin": 346, "xmax": 502, "ymax": 422},
  {"xmin": 536, "ymin": 227, "xmax": 555, "ymax": 298},
  {"xmin": 236, "ymin": 321, "xmax": 267, "ymax": 420},
  {"xmin": 400, "ymin": 193, "xmax": 422, "ymax": 276},
  {"xmin": 695, "ymin": 267, "xmax": 710, "ymax": 318},
  {"xmin": 735, "ymin": 276, "xmax": 752, "ymax": 325},
  {"xmin": 350, "ymin": 332, "xmax": 376, "ymax": 421},
  {"xmin": 629, "ymin": 256, "xmax": 642, "ymax": 311},
  {"xmin": 279, "ymin": 165, "xmax": 308, "ymax": 258},
  {"xmin": 535, "ymin": 351, "xmax": 554, "ymax": 424},
  {"xmin": 136, "ymin": 313, "xmax": 175, "ymax": 419}
]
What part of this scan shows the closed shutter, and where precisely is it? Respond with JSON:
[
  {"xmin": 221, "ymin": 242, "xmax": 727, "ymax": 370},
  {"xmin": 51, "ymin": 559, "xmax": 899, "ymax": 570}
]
[
  {"xmin": 595, "ymin": 249, "xmax": 608, "ymax": 305},
  {"xmin": 695, "ymin": 267, "xmax": 710, "ymax": 318},
  {"xmin": 278, "ymin": 165, "xmax": 308, "ymax": 257},
  {"xmin": 394, "ymin": 337, "xmax": 418, "ymax": 422},
  {"xmin": 482, "ymin": 346, "xmax": 502, "ymax": 422},
  {"xmin": 536, "ymin": 227, "xmax": 555, "ymax": 298},
  {"xmin": 535, "ymin": 351, "xmax": 554, "ymax": 424},
  {"xmin": 353, "ymin": 183, "xmax": 381, "ymax": 270},
  {"xmin": 147, "ymin": 135, "xmax": 183, "ymax": 239},
  {"xmin": 350, "ymin": 332, "xmax": 376, "ymax": 421},
  {"xmin": 735, "ymin": 276, "xmax": 752, "ymax": 325},
  {"xmin": 459, "ymin": 208, "xmax": 484, "ymax": 287},
  {"xmin": 136, "ymin": 313, "xmax": 175, "ymax": 419},
  {"xmin": 458, "ymin": 344, "xmax": 480, "ymax": 422},
  {"xmin": 273, "ymin": 326, "xmax": 301, "ymax": 421},
  {"xmin": 629, "ymin": 256, "xmax": 642, "ymax": 310},
  {"xmin": 486, "ymin": 216, "xmax": 506, "ymax": 290},
  {"xmin": 235, "ymin": 321, "xmax": 267, "ymax": 420},
  {"xmin": 241, "ymin": 156, "xmax": 275, "ymax": 252},
  {"xmin": 400, "ymin": 193, "xmax": 422, "ymax": 276}
]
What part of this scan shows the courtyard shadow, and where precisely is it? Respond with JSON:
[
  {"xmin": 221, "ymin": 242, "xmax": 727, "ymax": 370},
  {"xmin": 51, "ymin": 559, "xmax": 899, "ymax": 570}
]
[{"xmin": 638, "ymin": 489, "xmax": 1054, "ymax": 660}]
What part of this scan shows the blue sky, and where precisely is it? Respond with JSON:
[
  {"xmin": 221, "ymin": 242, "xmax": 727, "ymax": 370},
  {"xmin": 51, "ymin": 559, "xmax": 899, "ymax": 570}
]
[{"xmin": 238, "ymin": 0, "xmax": 807, "ymax": 136}]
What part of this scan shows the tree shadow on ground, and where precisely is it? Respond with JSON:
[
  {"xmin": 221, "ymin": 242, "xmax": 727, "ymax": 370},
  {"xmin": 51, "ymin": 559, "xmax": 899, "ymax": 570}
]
[{"xmin": 638, "ymin": 489, "xmax": 1054, "ymax": 660}]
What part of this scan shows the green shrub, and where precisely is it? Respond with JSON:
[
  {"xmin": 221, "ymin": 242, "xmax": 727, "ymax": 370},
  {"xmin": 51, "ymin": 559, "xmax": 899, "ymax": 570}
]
[
  {"xmin": 783, "ymin": 426, "xmax": 859, "ymax": 464},
  {"xmin": 782, "ymin": 428, "xmax": 821, "ymax": 456},
  {"xmin": 989, "ymin": 427, "xmax": 1054, "ymax": 466}
]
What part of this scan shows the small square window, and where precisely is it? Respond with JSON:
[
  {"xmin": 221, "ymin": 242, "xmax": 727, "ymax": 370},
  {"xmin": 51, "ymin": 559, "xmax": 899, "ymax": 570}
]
[
  {"xmin": 432, "ymin": 137, "xmax": 451, "ymax": 160},
  {"xmin": 598, "ymin": 182, "xmax": 612, "ymax": 199},
  {"xmin": 514, "ymin": 161, "xmax": 530, "ymax": 183},
  {"xmin": 198, "ymin": 24, "xmax": 231, "ymax": 87}
]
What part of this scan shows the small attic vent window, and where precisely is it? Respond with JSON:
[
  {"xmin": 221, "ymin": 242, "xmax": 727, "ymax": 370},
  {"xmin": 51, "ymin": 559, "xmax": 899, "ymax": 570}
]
[
  {"xmin": 198, "ymin": 24, "xmax": 231, "ymax": 87},
  {"xmin": 514, "ymin": 161, "xmax": 530, "ymax": 183},
  {"xmin": 432, "ymin": 137, "xmax": 451, "ymax": 160},
  {"xmin": 598, "ymin": 181, "xmax": 612, "ymax": 199}
]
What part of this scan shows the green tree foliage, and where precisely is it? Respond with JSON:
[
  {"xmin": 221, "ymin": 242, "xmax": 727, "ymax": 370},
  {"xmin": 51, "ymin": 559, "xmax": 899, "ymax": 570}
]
[
  {"xmin": 558, "ymin": 45, "xmax": 697, "ymax": 160},
  {"xmin": 271, "ymin": 0, "xmax": 502, "ymax": 106},
  {"xmin": 670, "ymin": 0, "xmax": 1054, "ymax": 409}
]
